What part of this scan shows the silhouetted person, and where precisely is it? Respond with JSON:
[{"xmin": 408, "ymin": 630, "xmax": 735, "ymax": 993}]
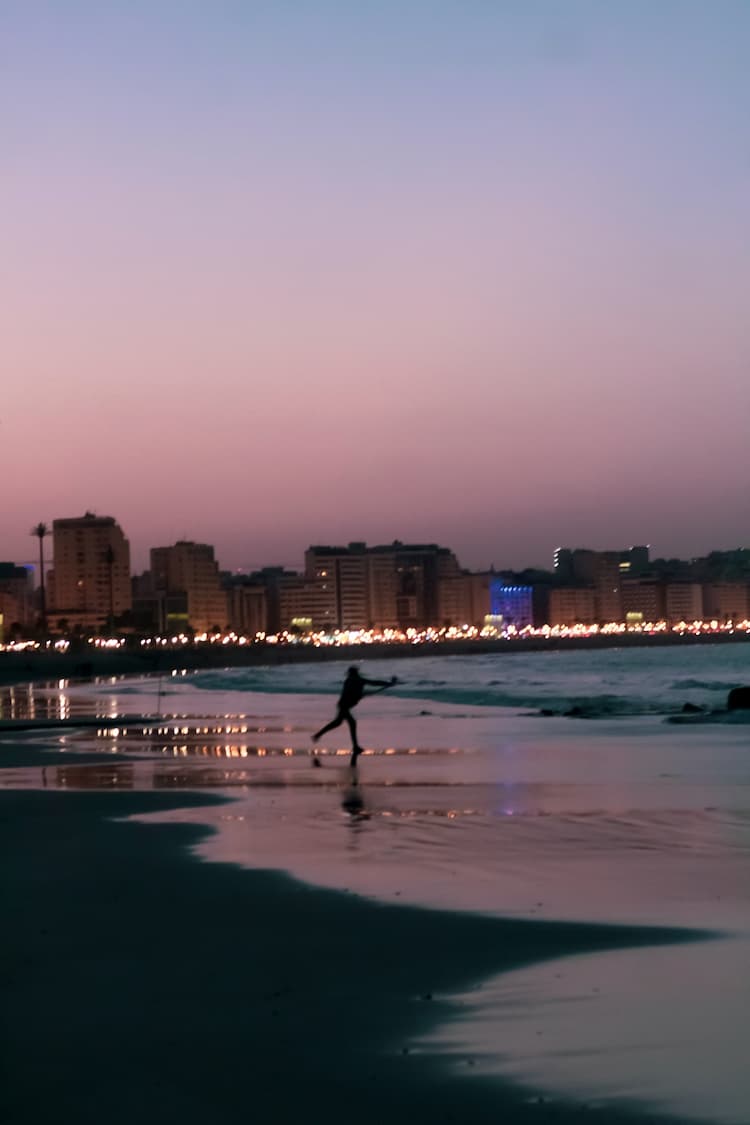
[{"xmin": 312, "ymin": 666, "xmax": 397, "ymax": 766}]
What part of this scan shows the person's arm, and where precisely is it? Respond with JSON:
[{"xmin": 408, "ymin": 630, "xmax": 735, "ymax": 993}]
[{"xmin": 362, "ymin": 675, "xmax": 398, "ymax": 693}]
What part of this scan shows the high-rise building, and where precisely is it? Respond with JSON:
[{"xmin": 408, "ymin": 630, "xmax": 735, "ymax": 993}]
[
  {"xmin": 305, "ymin": 544, "xmax": 370, "ymax": 628},
  {"xmin": 150, "ymin": 541, "xmax": 228, "ymax": 633},
  {"xmin": 47, "ymin": 513, "xmax": 131, "ymax": 631},
  {"xmin": 301, "ymin": 541, "xmax": 463, "ymax": 630}
]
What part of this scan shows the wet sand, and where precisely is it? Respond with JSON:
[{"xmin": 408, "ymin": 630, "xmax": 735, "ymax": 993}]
[
  {"xmin": 4, "ymin": 673, "xmax": 748, "ymax": 1124},
  {"xmin": 2, "ymin": 777, "xmax": 711, "ymax": 1125}
]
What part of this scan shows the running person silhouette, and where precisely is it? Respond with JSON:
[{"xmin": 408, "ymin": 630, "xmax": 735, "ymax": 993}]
[{"xmin": 312, "ymin": 666, "xmax": 397, "ymax": 766}]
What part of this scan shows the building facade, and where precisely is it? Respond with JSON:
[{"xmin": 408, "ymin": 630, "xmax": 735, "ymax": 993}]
[
  {"xmin": 702, "ymin": 583, "xmax": 749, "ymax": 623},
  {"xmin": 548, "ymin": 587, "xmax": 596, "ymax": 626},
  {"xmin": 47, "ymin": 513, "xmax": 131, "ymax": 631},
  {"xmin": 489, "ymin": 582, "xmax": 534, "ymax": 629},
  {"xmin": 664, "ymin": 583, "xmax": 703, "ymax": 624},
  {"xmin": 150, "ymin": 541, "xmax": 228, "ymax": 634},
  {"xmin": 0, "ymin": 563, "xmax": 34, "ymax": 629}
]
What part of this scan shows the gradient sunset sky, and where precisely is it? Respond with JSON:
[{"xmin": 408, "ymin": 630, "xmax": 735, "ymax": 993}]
[{"xmin": 3, "ymin": 0, "xmax": 749, "ymax": 573}]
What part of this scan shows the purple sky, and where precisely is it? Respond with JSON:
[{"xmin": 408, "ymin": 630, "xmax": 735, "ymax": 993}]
[{"xmin": 2, "ymin": 1, "xmax": 749, "ymax": 574}]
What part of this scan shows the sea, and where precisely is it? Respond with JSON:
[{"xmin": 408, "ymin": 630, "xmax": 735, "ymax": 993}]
[{"xmin": 3, "ymin": 642, "xmax": 749, "ymax": 1123}]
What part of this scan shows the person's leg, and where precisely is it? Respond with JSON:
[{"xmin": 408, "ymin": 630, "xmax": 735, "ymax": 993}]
[
  {"xmin": 344, "ymin": 711, "xmax": 361, "ymax": 753},
  {"xmin": 313, "ymin": 710, "xmax": 344, "ymax": 741}
]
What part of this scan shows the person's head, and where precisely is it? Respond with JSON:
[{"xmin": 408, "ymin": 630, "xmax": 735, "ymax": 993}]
[{"xmin": 347, "ymin": 665, "xmax": 360, "ymax": 677}]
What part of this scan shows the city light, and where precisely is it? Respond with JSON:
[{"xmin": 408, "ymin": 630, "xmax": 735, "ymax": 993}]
[{"xmin": 3, "ymin": 617, "xmax": 749, "ymax": 656}]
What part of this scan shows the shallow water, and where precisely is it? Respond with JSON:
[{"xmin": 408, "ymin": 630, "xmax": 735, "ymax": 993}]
[{"xmin": 2, "ymin": 646, "xmax": 749, "ymax": 1123}]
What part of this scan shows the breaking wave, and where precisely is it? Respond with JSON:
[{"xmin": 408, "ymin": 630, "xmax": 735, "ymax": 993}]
[{"xmin": 165, "ymin": 645, "xmax": 749, "ymax": 719}]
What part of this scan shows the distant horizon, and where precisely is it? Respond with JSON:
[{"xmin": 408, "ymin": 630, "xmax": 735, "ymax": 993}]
[{"xmin": 5, "ymin": 514, "xmax": 749, "ymax": 578}]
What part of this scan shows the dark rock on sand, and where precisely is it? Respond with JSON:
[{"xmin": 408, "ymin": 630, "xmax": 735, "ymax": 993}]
[{"xmin": 727, "ymin": 686, "xmax": 750, "ymax": 711}]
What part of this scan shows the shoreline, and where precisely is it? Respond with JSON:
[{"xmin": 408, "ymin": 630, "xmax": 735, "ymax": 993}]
[
  {"xmin": 0, "ymin": 777, "xmax": 715, "ymax": 1125},
  {"xmin": 2, "ymin": 628, "xmax": 749, "ymax": 689}
]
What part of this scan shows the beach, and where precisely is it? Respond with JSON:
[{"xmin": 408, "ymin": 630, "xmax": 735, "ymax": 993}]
[{"xmin": 2, "ymin": 645, "xmax": 749, "ymax": 1124}]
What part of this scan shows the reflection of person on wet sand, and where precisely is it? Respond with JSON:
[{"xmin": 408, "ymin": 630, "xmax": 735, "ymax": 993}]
[{"xmin": 312, "ymin": 666, "xmax": 397, "ymax": 767}]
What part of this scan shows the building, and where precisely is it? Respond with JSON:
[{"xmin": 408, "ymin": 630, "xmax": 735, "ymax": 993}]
[
  {"xmin": 367, "ymin": 550, "xmax": 399, "ymax": 629},
  {"xmin": 555, "ymin": 545, "xmax": 650, "ymax": 582},
  {"xmin": 47, "ymin": 513, "xmax": 131, "ymax": 631},
  {"xmin": 548, "ymin": 587, "xmax": 596, "ymax": 626},
  {"xmin": 702, "ymin": 583, "xmax": 749, "ymax": 623},
  {"xmin": 298, "ymin": 542, "xmax": 463, "ymax": 631},
  {"xmin": 305, "ymin": 544, "xmax": 370, "ymax": 629},
  {"xmin": 0, "ymin": 563, "xmax": 34, "ymax": 628},
  {"xmin": 0, "ymin": 591, "xmax": 23, "ymax": 642},
  {"xmin": 225, "ymin": 581, "xmax": 268, "ymax": 636},
  {"xmin": 664, "ymin": 583, "xmax": 703, "ymax": 624},
  {"xmin": 391, "ymin": 542, "xmax": 461, "ymax": 629},
  {"xmin": 621, "ymin": 579, "xmax": 666, "ymax": 623},
  {"xmin": 489, "ymin": 581, "xmax": 534, "ymax": 629},
  {"xmin": 438, "ymin": 572, "xmax": 492, "ymax": 627},
  {"xmin": 276, "ymin": 575, "xmax": 336, "ymax": 632},
  {"xmin": 150, "ymin": 541, "xmax": 228, "ymax": 633}
]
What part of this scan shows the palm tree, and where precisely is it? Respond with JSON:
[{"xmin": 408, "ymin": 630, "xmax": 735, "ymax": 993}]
[{"xmin": 31, "ymin": 522, "xmax": 49, "ymax": 635}]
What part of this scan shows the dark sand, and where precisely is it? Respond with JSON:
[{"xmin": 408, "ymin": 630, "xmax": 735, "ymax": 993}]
[{"xmin": 0, "ymin": 748, "xmax": 715, "ymax": 1125}]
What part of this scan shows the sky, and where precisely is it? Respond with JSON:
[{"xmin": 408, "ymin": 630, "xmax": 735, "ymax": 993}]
[{"xmin": 2, "ymin": 0, "xmax": 749, "ymax": 574}]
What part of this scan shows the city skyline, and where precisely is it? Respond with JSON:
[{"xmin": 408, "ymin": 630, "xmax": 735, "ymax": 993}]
[
  {"xmin": 3, "ymin": 2, "xmax": 749, "ymax": 570},
  {"xmin": 3, "ymin": 509, "xmax": 749, "ymax": 579},
  {"xmin": 3, "ymin": 519, "xmax": 749, "ymax": 640}
]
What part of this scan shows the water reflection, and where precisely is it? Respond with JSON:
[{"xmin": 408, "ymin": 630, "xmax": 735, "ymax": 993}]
[
  {"xmin": 341, "ymin": 780, "xmax": 369, "ymax": 822},
  {"xmin": 55, "ymin": 763, "xmax": 136, "ymax": 789},
  {"xmin": 0, "ymin": 681, "xmax": 116, "ymax": 721}
]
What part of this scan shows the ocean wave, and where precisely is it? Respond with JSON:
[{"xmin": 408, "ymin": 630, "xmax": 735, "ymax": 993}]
[
  {"xmin": 669, "ymin": 679, "xmax": 740, "ymax": 693},
  {"xmin": 183, "ymin": 671, "xmax": 683, "ymax": 718},
  {"xmin": 151, "ymin": 650, "xmax": 750, "ymax": 722},
  {"xmin": 666, "ymin": 710, "xmax": 750, "ymax": 725}
]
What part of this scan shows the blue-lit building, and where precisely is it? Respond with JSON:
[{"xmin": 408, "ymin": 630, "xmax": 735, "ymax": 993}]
[{"xmin": 489, "ymin": 580, "xmax": 534, "ymax": 630}]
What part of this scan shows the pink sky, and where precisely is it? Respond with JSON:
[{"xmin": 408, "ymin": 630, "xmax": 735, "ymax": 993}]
[{"xmin": 2, "ymin": 2, "xmax": 749, "ymax": 573}]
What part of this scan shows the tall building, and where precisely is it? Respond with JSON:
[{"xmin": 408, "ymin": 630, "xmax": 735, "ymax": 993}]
[
  {"xmin": 150, "ymin": 541, "xmax": 228, "ymax": 633},
  {"xmin": 300, "ymin": 541, "xmax": 463, "ymax": 630},
  {"xmin": 305, "ymin": 544, "xmax": 370, "ymax": 628},
  {"xmin": 47, "ymin": 513, "xmax": 131, "ymax": 631},
  {"xmin": 368, "ymin": 550, "xmax": 399, "ymax": 628},
  {"xmin": 553, "ymin": 545, "xmax": 653, "ymax": 623},
  {"xmin": 391, "ymin": 542, "xmax": 460, "ymax": 629}
]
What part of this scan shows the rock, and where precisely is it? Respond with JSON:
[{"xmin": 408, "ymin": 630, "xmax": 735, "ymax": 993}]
[
  {"xmin": 681, "ymin": 702, "xmax": 704, "ymax": 713},
  {"xmin": 727, "ymin": 686, "xmax": 750, "ymax": 711}
]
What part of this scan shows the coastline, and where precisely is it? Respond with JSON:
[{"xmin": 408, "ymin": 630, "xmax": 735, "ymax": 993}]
[
  {"xmin": 0, "ymin": 781, "xmax": 715, "ymax": 1125},
  {"xmin": 2, "ymin": 628, "xmax": 749, "ymax": 689}
]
